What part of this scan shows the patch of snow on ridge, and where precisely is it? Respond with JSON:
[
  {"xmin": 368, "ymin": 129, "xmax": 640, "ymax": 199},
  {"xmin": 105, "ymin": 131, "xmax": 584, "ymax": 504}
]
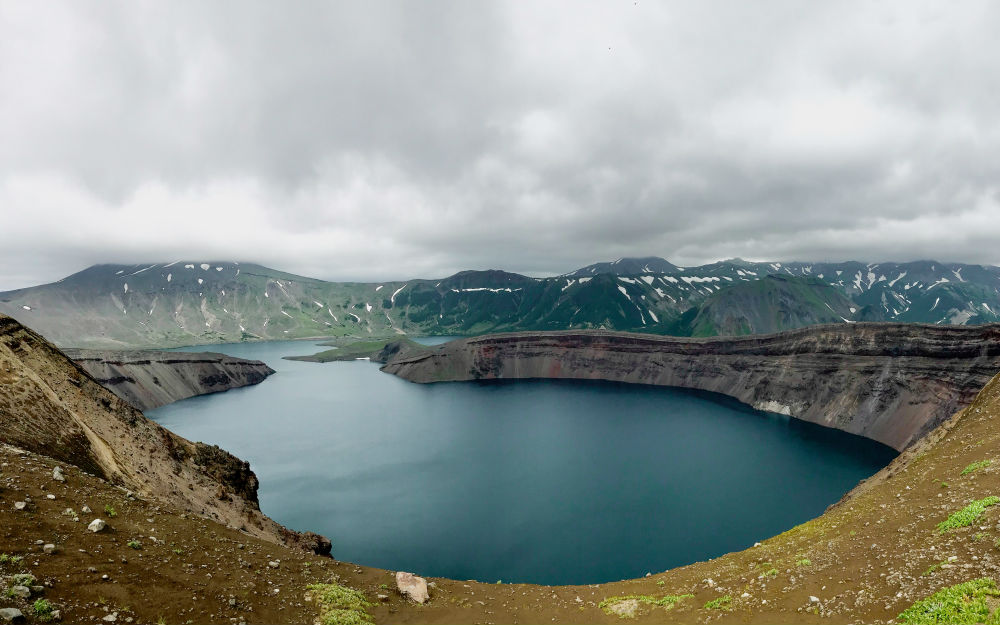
[
  {"xmin": 984, "ymin": 303, "xmax": 993, "ymax": 313},
  {"xmin": 328, "ymin": 309, "xmax": 338, "ymax": 321},
  {"xmin": 577, "ymin": 277, "xmax": 591, "ymax": 284},
  {"xmin": 562, "ymin": 279, "xmax": 575, "ymax": 291},
  {"xmin": 167, "ymin": 273, "xmax": 171, "ymax": 282},
  {"xmin": 450, "ymin": 287, "xmax": 521, "ymax": 293},
  {"xmin": 640, "ymin": 276, "xmax": 654, "ymax": 285},
  {"xmin": 123, "ymin": 283, "xmax": 128, "ymax": 294},
  {"xmin": 366, "ymin": 303, "xmax": 372, "ymax": 312},
  {"xmin": 391, "ymin": 284, "xmax": 407, "ymax": 303},
  {"xmin": 375, "ymin": 285, "xmax": 383, "ymax": 292},
  {"xmin": 953, "ymin": 268, "xmax": 965, "ymax": 282},
  {"xmin": 200, "ymin": 263, "xmax": 210, "ymax": 270},
  {"xmin": 927, "ymin": 277, "xmax": 950, "ymax": 290},
  {"xmin": 21, "ymin": 305, "xmax": 30, "ymax": 311},
  {"xmin": 648, "ymin": 310, "xmax": 659, "ymax": 322},
  {"xmin": 281, "ymin": 311, "xmax": 292, "ymax": 318},
  {"xmin": 197, "ymin": 278, "xmax": 203, "ymax": 285},
  {"xmin": 617, "ymin": 286, "xmax": 629, "ymax": 297},
  {"xmin": 618, "ymin": 277, "xmax": 637, "ymax": 284},
  {"xmin": 185, "ymin": 264, "xmax": 194, "ymax": 269},
  {"xmin": 216, "ymin": 267, "xmax": 223, "ymax": 271},
  {"xmin": 349, "ymin": 313, "xmax": 361, "ymax": 322},
  {"xmin": 888, "ymin": 272, "xmax": 907, "ymax": 287},
  {"xmin": 930, "ymin": 297, "xmax": 940, "ymax": 311}
]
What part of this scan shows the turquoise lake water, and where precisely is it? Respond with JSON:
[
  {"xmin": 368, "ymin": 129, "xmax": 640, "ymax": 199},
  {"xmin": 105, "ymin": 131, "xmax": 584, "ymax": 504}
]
[{"xmin": 148, "ymin": 338, "xmax": 896, "ymax": 585}]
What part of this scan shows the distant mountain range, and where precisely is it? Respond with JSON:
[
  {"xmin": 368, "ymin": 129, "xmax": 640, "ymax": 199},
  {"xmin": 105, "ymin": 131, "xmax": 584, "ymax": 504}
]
[{"xmin": 1, "ymin": 257, "xmax": 998, "ymax": 348}]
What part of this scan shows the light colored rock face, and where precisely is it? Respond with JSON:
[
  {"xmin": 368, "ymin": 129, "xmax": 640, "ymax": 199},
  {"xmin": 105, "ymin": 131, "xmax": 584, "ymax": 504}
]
[
  {"xmin": 52, "ymin": 466, "xmax": 65, "ymax": 482},
  {"xmin": 607, "ymin": 599, "xmax": 640, "ymax": 618},
  {"xmin": 395, "ymin": 571, "xmax": 429, "ymax": 604},
  {"xmin": 88, "ymin": 518, "xmax": 107, "ymax": 533},
  {"xmin": 382, "ymin": 324, "xmax": 1000, "ymax": 451},
  {"xmin": 0, "ymin": 607, "xmax": 24, "ymax": 623}
]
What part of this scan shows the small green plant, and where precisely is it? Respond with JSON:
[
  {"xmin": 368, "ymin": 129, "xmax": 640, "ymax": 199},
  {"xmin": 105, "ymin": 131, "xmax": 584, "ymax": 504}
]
[
  {"xmin": 796, "ymin": 558, "xmax": 812, "ymax": 566},
  {"xmin": 937, "ymin": 496, "xmax": 1000, "ymax": 533},
  {"xmin": 849, "ymin": 530, "xmax": 856, "ymax": 536},
  {"xmin": 942, "ymin": 482, "xmax": 950, "ymax": 489},
  {"xmin": 127, "ymin": 540, "xmax": 142, "ymax": 550},
  {"xmin": 12, "ymin": 573, "xmax": 36, "ymax": 587},
  {"xmin": 898, "ymin": 577, "xmax": 1000, "ymax": 623},
  {"xmin": 104, "ymin": 504, "xmax": 117, "ymax": 518},
  {"xmin": 760, "ymin": 567, "xmax": 778, "ymax": 578},
  {"xmin": 921, "ymin": 561, "xmax": 946, "ymax": 576},
  {"xmin": 974, "ymin": 533, "xmax": 986, "ymax": 542},
  {"xmin": 598, "ymin": 594, "xmax": 692, "ymax": 616},
  {"xmin": 61, "ymin": 507, "xmax": 77, "ymax": 517},
  {"xmin": 156, "ymin": 616, "xmax": 167, "ymax": 625},
  {"xmin": 656, "ymin": 580, "xmax": 665, "ymax": 586},
  {"xmin": 378, "ymin": 583, "xmax": 388, "ymax": 590},
  {"xmin": 306, "ymin": 583, "xmax": 373, "ymax": 625},
  {"xmin": 0, "ymin": 554, "xmax": 8, "ymax": 564},
  {"xmin": 11, "ymin": 555, "xmax": 22, "ymax": 565},
  {"xmin": 962, "ymin": 460, "xmax": 992, "ymax": 476},
  {"xmin": 703, "ymin": 595, "xmax": 732, "ymax": 611},
  {"xmin": 33, "ymin": 598, "xmax": 54, "ymax": 622}
]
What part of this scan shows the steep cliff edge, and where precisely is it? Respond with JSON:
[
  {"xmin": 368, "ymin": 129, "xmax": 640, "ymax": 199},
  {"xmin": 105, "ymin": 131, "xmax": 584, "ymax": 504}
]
[
  {"xmin": 0, "ymin": 314, "xmax": 329, "ymax": 554},
  {"xmin": 381, "ymin": 323, "xmax": 1000, "ymax": 451},
  {"xmin": 63, "ymin": 348, "xmax": 274, "ymax": 411}
]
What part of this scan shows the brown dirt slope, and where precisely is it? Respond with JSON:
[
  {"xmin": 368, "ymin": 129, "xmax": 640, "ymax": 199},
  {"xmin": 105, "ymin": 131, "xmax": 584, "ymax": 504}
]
[{"xmin": 0, "ymin": 314, "xmax": 326, "ymax": 554}]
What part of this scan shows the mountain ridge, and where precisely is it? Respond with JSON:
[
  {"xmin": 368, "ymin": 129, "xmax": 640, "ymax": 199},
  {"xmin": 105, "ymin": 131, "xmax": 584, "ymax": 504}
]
[{"xmin": 3, "ymin": 256, "xmax": 1000, "ymax": 348}]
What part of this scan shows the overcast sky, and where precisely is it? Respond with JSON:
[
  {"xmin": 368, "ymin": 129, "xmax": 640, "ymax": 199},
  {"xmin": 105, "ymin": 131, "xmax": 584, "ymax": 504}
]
[{"xmin": 1, "ymin": 1, "xmax": 999, "ymax": 289}]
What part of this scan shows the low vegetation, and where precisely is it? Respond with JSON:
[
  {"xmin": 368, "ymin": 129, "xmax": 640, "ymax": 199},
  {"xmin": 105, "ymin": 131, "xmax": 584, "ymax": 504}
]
[
  {"xmin": 305, "ymin": 582, "xmax": 373, "ymax": 625},
  {"xmin": 936, "ymin": 496, "xmax": 1000, "ymax": 533},
  {"xmin": 703, "ymin": 595, "xmax": 732, "ymax": 611},
  {"xmin": 33, "ymin": 598, "xmax": 54, "ymax": 622},
  {"xmin": 598, "ymin": 593, "xmax": 692, "ymax": 617},
  {"xmin": 898, "ymin": 577, "xmax": 1000, "ymax": 623},
  {"xmin": 961, "ymin": 459, "xmax": 993, "ymax": 476}
]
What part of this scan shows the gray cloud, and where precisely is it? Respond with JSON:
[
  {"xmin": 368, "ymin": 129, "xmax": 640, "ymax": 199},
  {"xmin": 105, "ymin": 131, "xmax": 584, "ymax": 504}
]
[{"xmin": 2, "ymin": 0, "xmax": 999, "ymax": 290}]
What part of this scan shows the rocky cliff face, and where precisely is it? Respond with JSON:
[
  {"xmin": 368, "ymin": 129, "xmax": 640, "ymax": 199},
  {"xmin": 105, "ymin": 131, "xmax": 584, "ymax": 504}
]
[
  {"xmin": 381, "ymin": 323, "xmax": 1000, "ymax": 451},
  {"xmin": 0, "ymin": 314, "xmax": 329, "ymax": 554},
  {"xmin": 62, "ymin": 348, "xmax": 274, "ymax": 411}
]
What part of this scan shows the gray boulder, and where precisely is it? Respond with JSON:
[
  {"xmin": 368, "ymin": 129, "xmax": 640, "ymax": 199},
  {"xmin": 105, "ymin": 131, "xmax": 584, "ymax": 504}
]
[{"xmin": 0, "ymin": 608, "xmax": 24, "ymax": 623}]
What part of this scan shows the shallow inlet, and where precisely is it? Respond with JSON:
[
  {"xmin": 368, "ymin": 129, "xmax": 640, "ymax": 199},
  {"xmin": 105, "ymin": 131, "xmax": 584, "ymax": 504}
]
[{"xmin": 149, "ymin": 339, "xmax": 896, "ymax": 585}]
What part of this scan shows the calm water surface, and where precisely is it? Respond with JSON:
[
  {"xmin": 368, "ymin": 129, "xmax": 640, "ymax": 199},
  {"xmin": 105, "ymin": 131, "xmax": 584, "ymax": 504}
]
[{"xmin": 148, "ymin": 338, "xmax": 896, "ymax": 585}]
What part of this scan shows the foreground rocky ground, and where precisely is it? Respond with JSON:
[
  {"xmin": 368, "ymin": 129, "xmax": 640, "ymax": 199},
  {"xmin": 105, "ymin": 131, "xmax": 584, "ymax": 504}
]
[{"xmin": 5, "ymin": 369, "xmax": 1000, "ymax": 623}]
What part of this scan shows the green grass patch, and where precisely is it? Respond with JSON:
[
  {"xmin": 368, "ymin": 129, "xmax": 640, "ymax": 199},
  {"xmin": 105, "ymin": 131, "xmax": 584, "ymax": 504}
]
[
  {"xmin": 33, "ymin": 598, "xmax": 54, "ymax": 622},
  {"xmin": 962, "ymin": 460, "xmax": 993, "ymax": 476},
  {"xmin": 703, "ymin": 595, "xmax": 732, "ymax": 611},
  {"xmin": 937, "ymin": 496, "xmax": 1000, "ymax": 533},
  {"xmin": 796, "ymin": 558, "xmax": 812, "ymax": 567},
  {"xmin": 306, "ymin": 583, "xmax": 373, "ymax": 625},
  {"xmin": 104, "ymin": 504, "xmax": 117, "ymax": 518},
  {"xmin": 598, "ymin": 594, "xmax": 692, "ymax": 617},
  {"xmin": 922, "ymin": 561, "xmax": 947, "ymax": 576},
  {"xmin": 898, "ymin": 577, "xmax": 1000, "ymax": 624},
  {"xmin": 127, "ymin": 540, "xmax": 142, "ymax": 550},
  {"xmin": 760, "ymin": 567, "xmax": 778, "ymax": 578}
]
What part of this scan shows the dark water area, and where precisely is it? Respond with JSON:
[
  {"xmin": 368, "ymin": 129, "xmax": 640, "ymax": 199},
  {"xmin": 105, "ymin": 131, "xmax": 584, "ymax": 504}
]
[{"xmin": 149, "ymin": 338, "xmax": 896, "ymax": 585}]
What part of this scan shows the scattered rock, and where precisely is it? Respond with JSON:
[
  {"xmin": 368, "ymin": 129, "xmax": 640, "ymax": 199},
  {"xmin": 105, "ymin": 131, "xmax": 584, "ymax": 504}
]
[
  {"xmin": 88, "ymin": 518, "xmax": 107, "ymax": 533},
  {"xmin": 81, "ymin": 505, "xmax": 92, "ymax": 514},
  {"xmin": 45, "ymin": 494, "xmax": 55, "ymax": 500},
  {"xmin": 267, "ymin": 560, "xmax": 280, "ymax": 569},
  {"xmin": 810, "ymin": 596, "xmax": 821, "ymax": 603},
  {"xmin": 102, "ymin": 612, "xmax": 118, "ymax": 622},
  {"xmin": 8, "ymin": 585, "xmax": 31, "ymax": 599},
  {"xmin": 0, "ymin": 608, "xmax": 24, "ymax": 623},
  {"xmin": 377, "ymin": 594, "xmax": 389, "ymax": 602},
  {"xmin": 43, "ymin": 543, "xmax": 56, "ymax": 554},
  {"xmin": 52, "ymin": 466, "xmax": 65, "ymax": 482},
  {"xmin": 396, "ymin": 571, "xmax": 430, "ymax": 604},
  {"xmin": 13, "ymin": 501, "xmax": 26, "ymax": 511}
]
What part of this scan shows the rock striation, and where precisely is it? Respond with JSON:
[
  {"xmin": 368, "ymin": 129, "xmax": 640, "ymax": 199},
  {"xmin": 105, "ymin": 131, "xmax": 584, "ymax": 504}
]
[
  {"xmin": 381, "ymin": 323, "xmax": 1000, "ymax": 451},
  {"xmin": 62, "ymin": 348, "xmax": 274, "ymax": 410}
]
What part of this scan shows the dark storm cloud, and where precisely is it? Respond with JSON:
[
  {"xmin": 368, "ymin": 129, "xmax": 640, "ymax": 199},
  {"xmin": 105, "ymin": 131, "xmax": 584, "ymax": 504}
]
[{"xmin": 2, "ymin": 0, "xmax": 999, "ymax": 290}]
